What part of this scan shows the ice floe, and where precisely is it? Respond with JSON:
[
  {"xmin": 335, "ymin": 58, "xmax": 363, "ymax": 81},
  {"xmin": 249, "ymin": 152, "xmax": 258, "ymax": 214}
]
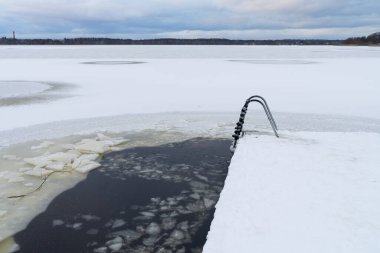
[
  {"xmin": 0, "ymin": 132, "xmax": 130, "ymax": 242},
  {"xmin": 111, "ymin": 219, "xmax": 127, "ymax": 229},
  {"xmin": 16, "ymin": 134, "xmax": 128, "ymax": 177},
  {"xmin": 31, "ymin": 141, "xmax": 54, "ymax": 150},
  {"xmin": 23, "ymin": 167, "xmax": 53, "ymax": 177},
  {"xmin": 75, "ymin": 162, "xmax": 101, "ymax": 173}
]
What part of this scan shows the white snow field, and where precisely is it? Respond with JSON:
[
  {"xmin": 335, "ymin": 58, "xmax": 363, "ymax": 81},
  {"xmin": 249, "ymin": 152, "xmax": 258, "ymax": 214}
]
[
  {"xmin": 203, "ymin": 132, "xmax": 380, "ymax": 253},
  {"xmin": 0, "ymin": 45, "xmax": 379, "ymax": 132},
  {"xmin": 0, "ymin": 81, "xmax": 49, "ymax": 99},
  {"xmin": 0, "ymin": 45, "xmax": 380, "ymax": 251}
]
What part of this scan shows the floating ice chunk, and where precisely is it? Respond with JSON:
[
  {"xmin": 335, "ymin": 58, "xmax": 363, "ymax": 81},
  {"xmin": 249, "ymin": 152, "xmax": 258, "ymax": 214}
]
[
  {"xmin": 52, "ymin": 219, "xmax": 64, "ymax": 227},
  {"xmin": 190, "ymin": 193, "xmax": 200, "ymax": 200},
  {"xmin": 108, "ymin": 242, "xmax": 123, "ymax": 252},
  {"xmin": 203, "ymin": 198, "xmax": 216, "ymax": 209},
  {"xmin": 93, "ymin": 247, "xmax": 107, "ymax": 253},
  {"xmin": 0, "ymin": 210, "xmax": 8, "ymax": 217},
  {"xmin": 112, "ymin": 219, "xmax": 126, "ymax": 229},
  {"xmin": 195, "ymin": 175, "xmax": 209, "ymax": 182},
  {"xmin": 151, "ymin": 197, "xmax": 160, "ymax": 203},
  {"xmin": 23, "ymin": 167, "xmax": 53, "ymax": 177},
  {"xmin": 8, "ymin": 176, "xmax": 25, "ymax": 183},
  {"xmin": 145, "ymin": 222, "xmax": 161, "ymax": 235},
  {"xmin": 189, "ymin": 181, "xmax": 208, "ymax": 190},
  {"xmin": 186, "ymin": 201, "xmax": 205, "ymax": 213},
  {"xmin": 24, "ymin": 156, "xmax": 51, "ymax": 167},
  {"xmin": 156, "ymin": 248, "xmax": 170, "ymax": 253},
  {"xmin": 162, "ymin": 218, "xmax": 176, "ymax": 230},
  {"xmin": 110, "ymin": 229, "xmax": 142, "ymax": 242},
  {"xmin": 72, "ymin": 223, "xmax": 82, "ymax": 230},
  {"xmin": 82, "ymin": 214, "xmax": 100, "ymax": 221},
  {"xmin": 106, "ymin": 236, "xmax": 123, "ymax": 246},
  {"xmin": 170, "ymin": 230, "xmax": 185, "ymax": 240},
  {"xmin": 75, "ymin": 139, "xmax": 110, "ymax": 154},
  {"xmin": 48, "ymin": 152, "xmax": 79, "ymax": 164},
  {"xmin": 82, "ymin": 154, "xmax": 99, "ymax": 161},
  {"xmin": 2, "ymin": 154, "xmax": 19, "ymax": 161},
  {"xmin": 96, "ymin": 133, "xmax": 110, "ymax": 141},
  {"xmin": 108, "ymin": 138, "xmax": 128, "ymax": 146},
  {"xmin": 140, "ymin": 211, "xmax": 155, "ymax": 217},
  {"xmin": 31, "ymin": 141, "xmax": 54, "ymax": 150},
  {"xmin": 143, "ymin": 236, "xmax": 157, "ymax": 246},
  {"xmin": 177, "ymin": 221, "xmax": 189, "ymax": 232},
  {"xmin": 45, "ymin": 162, "xmax": 65, "ymax": 171},
  {"xmin": 72, "ymin": 154, "xmax": 99, "ymax": 169},
  {"xmin": 176, "ymin": 247, "xmax": 186, "ymax": 253},
  {"xmin": 18, "ymin": 167, "xmax": 32, "ymax": 172},
  {"xmin": 75, "ymin": 162, "xmax": 101, "ymax": 173}
]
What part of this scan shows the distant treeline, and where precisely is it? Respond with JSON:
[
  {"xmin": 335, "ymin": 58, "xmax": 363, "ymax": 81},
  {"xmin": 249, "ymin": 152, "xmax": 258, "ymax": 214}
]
[
  {"xmin": 344, "ymin": 32, "xmax": 380, "ymax": 45},
  {"xmin": 0, "ymin": 37, "xmax": 343, "ymax": 46},
  {"xmin": 0, "ymin": 32, "xmax": 379, "ymax": 46}
]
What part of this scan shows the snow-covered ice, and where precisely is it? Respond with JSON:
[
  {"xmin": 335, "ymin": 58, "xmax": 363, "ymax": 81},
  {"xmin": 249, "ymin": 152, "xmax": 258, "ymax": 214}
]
[
  {"xmin": 204, "ymin": 132, "xmax": 380, "ymax": 253},
  {"xmin": 0, "ymin": 46, "xmax": 380, "ymax": 132},
  {"xmin": 0, "ymin": 45, "xmax": 379, "ymax": 251},
  {"xmin": 0, "ymin": 81, "xmax": 50, "ymax": 99}
]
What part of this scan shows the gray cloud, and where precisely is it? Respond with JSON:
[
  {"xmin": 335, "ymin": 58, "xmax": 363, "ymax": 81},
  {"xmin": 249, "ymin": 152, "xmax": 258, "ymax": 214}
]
[{"xmin": 0, "ymin": 0, "xmax": 379, "ymax": 39}]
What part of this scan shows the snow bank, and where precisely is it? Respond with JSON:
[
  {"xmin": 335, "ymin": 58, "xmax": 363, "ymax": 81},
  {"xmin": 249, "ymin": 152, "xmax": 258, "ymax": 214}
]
[{"xmin": 204, "ymin": 132, "xmax": 380, "ymax": 253}]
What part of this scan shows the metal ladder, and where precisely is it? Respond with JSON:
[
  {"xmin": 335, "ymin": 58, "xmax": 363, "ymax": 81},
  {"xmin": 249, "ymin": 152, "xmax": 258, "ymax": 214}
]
[{"xmin": 231, "ymin": 95, "xmax": 278, "ymax": 152}]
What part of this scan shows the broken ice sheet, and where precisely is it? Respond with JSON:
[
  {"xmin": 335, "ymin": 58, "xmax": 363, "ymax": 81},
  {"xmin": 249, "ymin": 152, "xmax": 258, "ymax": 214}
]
[
  {"xmin": 74, "ymin": 161, "xmax": 101, "ymax": 173},
  {"xmin": 109, "ymin": 229, "xmax": 142, "ymax": 243},
  {"xmin": 111, "ymin": 219, "xmax": 126, "ymax": 229},
  {"xmin": 31, "ymin": 141, "xmax": 54, "ymax": 150},
  {"xmin": 23, "ymin": 167, "xmax": 53, "ymax": 177}
]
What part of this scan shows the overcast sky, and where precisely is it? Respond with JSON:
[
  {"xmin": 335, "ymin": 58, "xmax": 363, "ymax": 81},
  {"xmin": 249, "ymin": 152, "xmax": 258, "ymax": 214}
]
[{"xmin": 0, "ymin": 0, "xmax": 379, "ymax": 39}]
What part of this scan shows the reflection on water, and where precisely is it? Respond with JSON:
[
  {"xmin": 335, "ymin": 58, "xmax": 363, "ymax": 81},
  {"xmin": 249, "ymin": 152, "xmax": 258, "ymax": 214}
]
[{"xmin": 12, "ymin": 138, "xmax": 231, "ymax": 253}]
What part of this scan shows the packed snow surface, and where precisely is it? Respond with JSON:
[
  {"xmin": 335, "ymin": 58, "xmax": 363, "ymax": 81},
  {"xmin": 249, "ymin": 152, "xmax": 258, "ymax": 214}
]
[{"xmin": 204, "ymin": 132, "xmax": 380, "ymax": 253}]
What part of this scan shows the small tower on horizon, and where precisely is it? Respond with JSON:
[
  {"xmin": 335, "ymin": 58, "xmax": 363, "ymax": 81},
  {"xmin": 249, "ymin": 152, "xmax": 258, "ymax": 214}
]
[{"xmin": 13, "ymin": 31, "xmax": 16, "ymax": 40}]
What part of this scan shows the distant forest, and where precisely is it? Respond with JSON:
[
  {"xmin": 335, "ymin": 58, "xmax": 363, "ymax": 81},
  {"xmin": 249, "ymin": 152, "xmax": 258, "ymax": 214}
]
[{"xmin": 1, "ymin": 32, "xmax": 379, "ymax": 46}]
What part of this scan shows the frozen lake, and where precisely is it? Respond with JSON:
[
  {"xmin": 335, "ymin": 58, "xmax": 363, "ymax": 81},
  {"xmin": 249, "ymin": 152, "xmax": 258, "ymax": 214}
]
[
  {"xmin": 0, "ymin": 45, "xmax": 380, "ymax": 253},
  {"xmin": 0, "ymin": 45, "xmax": 379, "ymax": 133},
  {"xmin": 0, "ymin": 81, "xmax": 49, "ymax": 99}
]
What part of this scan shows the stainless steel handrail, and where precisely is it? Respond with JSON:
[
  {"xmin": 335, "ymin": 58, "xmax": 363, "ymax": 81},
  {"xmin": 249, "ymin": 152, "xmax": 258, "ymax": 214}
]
[{"xmin": 231, "ymin": 95, "xmax": 278, "ymax": 152}]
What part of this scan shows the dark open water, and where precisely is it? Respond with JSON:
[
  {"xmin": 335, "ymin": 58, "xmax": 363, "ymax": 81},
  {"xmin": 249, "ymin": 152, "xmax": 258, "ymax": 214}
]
[{"xmin": 14, "ymin": 137, "xmax": 231, "ymax": 253}]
